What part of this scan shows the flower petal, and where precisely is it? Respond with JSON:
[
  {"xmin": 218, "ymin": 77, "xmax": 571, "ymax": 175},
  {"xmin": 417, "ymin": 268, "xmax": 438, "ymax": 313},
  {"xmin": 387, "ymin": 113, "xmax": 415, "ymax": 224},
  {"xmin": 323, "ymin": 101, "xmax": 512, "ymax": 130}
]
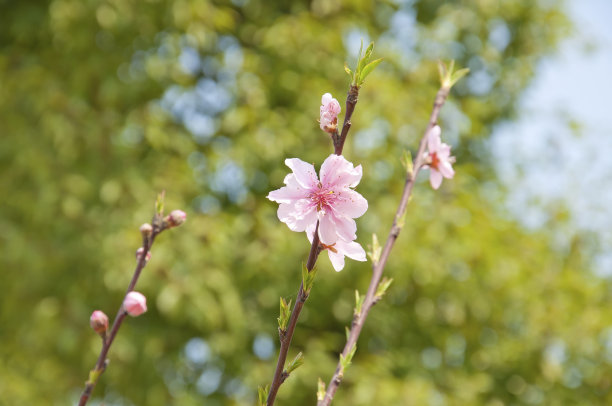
[
  {"xmin": 327, "ymin": 249, "xmax": 346, "ymax": 272},
  {"xmin": 318, "ymin": 213, "xmax": 338, "ymax": 245},
  {"xmin": 321, "ymin": 93, "xmax": 332, "ymax": 105},
  {"xmin": 429, "ymin": 169, "xmax": 443, "ymax": 189},
  {"xmin": 438, "ymin": 160, "xmax": 455, "ymax": 179},
  {"xmin": 320, "ymin": 154, "xmax": 362, "ymax": 189},
  {"xmin": 330, "ymin": 213, "xmax": 357, "ymax": 241},
  {"xmin": 267, "ymin": 175, "xmax": 307, "ymax": 203},
  {"xmin": 285, "ymin": 158, "xmax": 318, "ymax": 189},
  {"xmin": 427, "ymin": 125, "xmax": 442, "ymax": 152},
  {"xmin": 333, "ymin": 189, "xmax": 368, "ymax": 218},
  {"xmin": 278, "ymin": 202, "xmax": 317, "ymax": 232},
  {"xmin": 336, "ymin": 239, "xmax": 366, "ymax": 261}
]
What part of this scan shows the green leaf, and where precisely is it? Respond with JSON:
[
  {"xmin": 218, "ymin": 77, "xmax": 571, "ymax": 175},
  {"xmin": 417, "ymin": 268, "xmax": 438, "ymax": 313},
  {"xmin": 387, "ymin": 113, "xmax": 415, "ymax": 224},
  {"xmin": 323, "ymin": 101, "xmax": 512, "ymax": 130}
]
[
  {"xmin": 354, "ymin": 290, "xmax": 365, "ymax": 317},
  {"xmin": 367, "ymin": 233, "xmax": 382, "ymax": 264},
  {"xmin": 340, "ymin": 343, "xmax": 357, "ymax": 371},
  {"xmin": 278, "ymin": 297, "xmax": 292, "ymax": 331},
  {"xmin": 344, "ymin": 62, "xmax": 353, "ymax": 77},
  {"xmin": 358, "ymin": 58, "xmax": 383, "ymax": 85},
  {"xmin": 302, "ymin": 263, "xmax": 318, "ymax": 294},
  {"xmin": 317, "ymin": 378, "xmax": 326, "ymax": 401},
  {"xmin": 286, "ymin": 351, "xmax": 304, "ymax": 374},
  {"xmin": 450, "ymin": 68, "xmax": 470, "ymax": 87},
  {"xmin": 375, "ymin": 277, "xmax": 394, "ymax": 300},
  {"xmin": 258, "ymin": 385, "xmax": 270, "ymax": 406},
  {"xmin": 155, "ymin": 190, "xmax": 165, "ymax": 215},
  {"xmin": 401, "ymin": 149, "xmax": 414, "ymax": 176}
]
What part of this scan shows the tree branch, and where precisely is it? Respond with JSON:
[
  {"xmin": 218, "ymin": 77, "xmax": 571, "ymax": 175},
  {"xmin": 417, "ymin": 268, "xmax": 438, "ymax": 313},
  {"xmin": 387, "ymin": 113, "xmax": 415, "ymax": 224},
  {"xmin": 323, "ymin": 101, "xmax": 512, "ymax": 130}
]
[
  {"xmin": 78, "ymin": 208, "xmax": 171, "ymax": 406},
  {"xmin": 267, "ymin": 85, "xmax": 361, "ymax": 406},
  {"xmin": 318, "ymin": 85, "xmax": 450, "ymax": 406}
]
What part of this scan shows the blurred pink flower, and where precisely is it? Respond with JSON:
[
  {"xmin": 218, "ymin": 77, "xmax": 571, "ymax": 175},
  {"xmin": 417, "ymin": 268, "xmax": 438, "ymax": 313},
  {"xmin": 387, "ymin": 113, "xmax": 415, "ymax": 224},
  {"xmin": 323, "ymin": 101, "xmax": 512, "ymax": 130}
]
[
  {"xmin": 423, "ymin": 125, "xmax": 455, "ymax": 189},
  {"xmin": 307, "ymin": 225, "xmax": 366, "ymax": 272},
  {"xmin": 267, "ymin": 154, "xmax": 368, "ymax": 246},
  {"xmin": 319, "ymin": 93, "xmax": 341, "ymax": 132},
  {"xmin": 89, "ymin": 310, "xmax": 109, "ymax": 334},
  {"xmin": 123, "ymin": 291, "xmax": 147, "ymax": 317}
]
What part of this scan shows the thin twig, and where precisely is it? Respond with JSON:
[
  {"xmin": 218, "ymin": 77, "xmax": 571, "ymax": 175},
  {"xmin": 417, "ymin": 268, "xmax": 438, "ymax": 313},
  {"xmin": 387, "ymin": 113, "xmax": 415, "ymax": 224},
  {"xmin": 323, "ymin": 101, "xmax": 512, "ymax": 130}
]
[
  {"xmin": 78, "ymin": 213, "xmax": 166, "ymax": 406},
  {"xmin": 266, "ymin": 85, "xmax": 361, "ymax": 406},
  {"xmin": 318, "ymin": 85, "xmax": 451, "ymax": 406}
]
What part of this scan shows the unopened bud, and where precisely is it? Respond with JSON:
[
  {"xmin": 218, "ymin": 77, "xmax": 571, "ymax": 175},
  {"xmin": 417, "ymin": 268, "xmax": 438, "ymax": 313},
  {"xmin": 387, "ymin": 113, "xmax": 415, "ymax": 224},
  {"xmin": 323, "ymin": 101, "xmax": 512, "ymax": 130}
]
[
  {"xmin": 123, "ymin": 291, "xmax": 147, "ymax": 317},
  {"xmin": 90, "ymin": 310, "xmax": 109, "ymax": 335},
  {"xmin": 165, "ymin": 210, "xmax": 186, "ymax": 228},
  {"xmin": 140, "ymin": 223, "xmax": 153, "ymax": 238},
  {"xmin": 135, "ymin": 247, "xmax": 152, "ymax": 263}
]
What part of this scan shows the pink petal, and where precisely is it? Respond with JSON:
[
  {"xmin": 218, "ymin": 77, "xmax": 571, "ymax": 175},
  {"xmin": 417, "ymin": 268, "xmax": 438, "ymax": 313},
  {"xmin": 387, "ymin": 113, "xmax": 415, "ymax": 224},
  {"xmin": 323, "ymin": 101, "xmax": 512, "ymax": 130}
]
[
  {"xmin": 336, "ymin": 239, "xmax": 366, "ymax": 261},
  {"xmin": 438, "ymin": 160, "xmax": 455, "ymax": 179},
  {"xmin": 430, "ymin": 169, "xmax": 443, "ymax": 189},
  {"xmin": 320, "ymin": 155, "xmax": 362, "ymax": 189},
  {"xmin": 427, "ymin": 125, "xmax": 442, "ymax": 152},
  {"xmin": 278, "ymin": 202, "xmax": 317, "ymax": 232},
  {"xmin": 333, "ymin": 189, "xmax": 368, "ymax": 218},
  {"xmin": 328, "ymin": 99, "xmax": 341, "ymax": 115},
  {"xmin": 329, "ymin": 213, "xmax": 357, "ymax": 241},
  {"xmin": 327, "ymin": 249, "xmax": 346, "ymax": 272},
  {"xmin": 321, "ymin": 93, "xmax": 333, "ymax": 105},
  {"xmin": 285, "ymin": 158, "xmax": 318, "ymax": 189},
  {"xmin": 318, "ymin": 213, "xmax": 338, "ymax": 245},
  {"xmin": 267, "ymin": 177, "xmax": 307, "ymax": 203}
]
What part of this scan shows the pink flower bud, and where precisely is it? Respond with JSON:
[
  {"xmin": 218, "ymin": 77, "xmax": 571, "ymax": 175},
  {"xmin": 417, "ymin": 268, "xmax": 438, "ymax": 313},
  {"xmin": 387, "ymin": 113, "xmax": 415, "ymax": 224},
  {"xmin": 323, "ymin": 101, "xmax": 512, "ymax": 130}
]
[
  {"xmin": 165, "ymin": 210, "xmax": 186, "ymax": 228},
  {"xmin": 90, "ymin": 310, "xmax": 109, "ymax": 335},
  {"xmin": 319, "ymin": 93, "xmax": 341, "ymax": 133},
  {"xmin": 123, "ymin": 291, "xmax": 147, "ymax": 317},
  {"xmin": 135, "ymin": 247, "xmax": 152, "ymax": 263},
  {"xmin": 140, "ymin": 223, "xmax": 153, "ymax": 237}
]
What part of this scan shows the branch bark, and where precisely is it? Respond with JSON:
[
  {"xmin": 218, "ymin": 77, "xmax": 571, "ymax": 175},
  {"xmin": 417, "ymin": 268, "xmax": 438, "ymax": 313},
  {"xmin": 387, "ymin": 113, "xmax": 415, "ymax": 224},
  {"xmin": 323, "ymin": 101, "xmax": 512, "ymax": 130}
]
[{"xmin": 318, "ymin": 85, "xmax": 450, "ymax": 406}]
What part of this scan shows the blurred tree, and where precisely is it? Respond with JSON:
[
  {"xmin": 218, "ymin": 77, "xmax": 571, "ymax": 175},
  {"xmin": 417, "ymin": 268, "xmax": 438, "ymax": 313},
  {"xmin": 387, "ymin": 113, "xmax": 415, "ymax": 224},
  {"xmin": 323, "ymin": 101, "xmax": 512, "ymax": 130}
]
[{"xmin": 2, "ymin": 0, "xmax": 610, "ymax": 405}]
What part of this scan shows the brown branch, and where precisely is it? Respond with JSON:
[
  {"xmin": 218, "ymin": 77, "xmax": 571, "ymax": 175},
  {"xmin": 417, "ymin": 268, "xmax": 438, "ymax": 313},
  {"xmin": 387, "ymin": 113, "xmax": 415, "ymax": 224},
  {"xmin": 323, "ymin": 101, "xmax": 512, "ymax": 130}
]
[
  {"xmin": 78, "ymin": 211, "xmax": 169, "ymax": 406},
  {"xmin": 318, "ymin": 85, "xmax": 451, "ymax": 406},
  {"xmin": 333, "ymin": 85, "xmax": 359, "ymax": 155},
  {"xmin": 267, "ymin": 85, "xmax": 361, "ymax": 405}
]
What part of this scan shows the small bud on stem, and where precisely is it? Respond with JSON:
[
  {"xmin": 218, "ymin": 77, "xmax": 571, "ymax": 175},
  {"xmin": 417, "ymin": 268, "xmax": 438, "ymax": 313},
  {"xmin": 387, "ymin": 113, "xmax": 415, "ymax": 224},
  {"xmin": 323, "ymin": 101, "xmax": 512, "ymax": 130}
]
[
  {"xmin": 164, "ymin": 210, "xmax": 186, "ymax": 228},
  {"xmin": 139, "ymin": 223, "xmax": 153, "ymax": 238},
  {"xmin": 123, "ymin": 291, "xmax": 147, "ymax": 317},
  {"xmin": 89, "ymin": 310, "xmax": 109, "ymax": 336}
]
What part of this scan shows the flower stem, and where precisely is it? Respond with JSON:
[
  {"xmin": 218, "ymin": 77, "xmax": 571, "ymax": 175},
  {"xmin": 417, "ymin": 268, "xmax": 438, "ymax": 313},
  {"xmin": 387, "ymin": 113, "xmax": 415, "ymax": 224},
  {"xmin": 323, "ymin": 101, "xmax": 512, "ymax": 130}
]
[{"xmin": 318, "ymin": 85, "xmax": 450, "ymax": 406}]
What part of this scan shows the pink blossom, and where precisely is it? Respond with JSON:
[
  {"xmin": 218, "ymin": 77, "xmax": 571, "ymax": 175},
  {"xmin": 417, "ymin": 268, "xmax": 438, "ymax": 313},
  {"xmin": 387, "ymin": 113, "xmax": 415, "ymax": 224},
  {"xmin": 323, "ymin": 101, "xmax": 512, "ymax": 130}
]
[
  {"xmin": 89, "ymin": 310, "xmax": 109, "ymax": 334},
  {"xmin": 307, "ymin": 225, "xmax": 366, "ymax": 272},
  {"xmin": 423, "ymin": 125, "xmax": 455, "ymax": 189},
  {"xmin": 319, "ymin": 93, "xmax": 341, "ymax": 132},
  {"xmin": 267, "ymin": 154, "xmax": 368, "ymax": 246},
  {"xmin": 123, "ymin": 291, "xmax": 147, "ymax": 317}
]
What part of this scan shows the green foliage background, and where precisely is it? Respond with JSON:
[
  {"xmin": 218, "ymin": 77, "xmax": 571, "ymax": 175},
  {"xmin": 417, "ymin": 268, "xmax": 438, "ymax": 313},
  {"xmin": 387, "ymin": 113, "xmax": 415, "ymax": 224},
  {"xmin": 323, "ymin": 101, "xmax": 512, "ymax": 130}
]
[{"xmin": 1, "ymin": 0, "xmax": 609, "ymax": 405}]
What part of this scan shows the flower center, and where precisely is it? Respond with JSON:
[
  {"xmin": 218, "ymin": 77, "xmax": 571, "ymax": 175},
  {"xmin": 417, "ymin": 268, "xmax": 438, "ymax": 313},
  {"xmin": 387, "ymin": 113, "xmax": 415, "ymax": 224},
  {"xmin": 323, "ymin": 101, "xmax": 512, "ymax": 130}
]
[
  {"xmin": 309, "ymin": 183, "xmax": 335, "ymax": 211},
  {"xmin": 429, "ymin": 152, "xmax": 440, "ymax": 170}
]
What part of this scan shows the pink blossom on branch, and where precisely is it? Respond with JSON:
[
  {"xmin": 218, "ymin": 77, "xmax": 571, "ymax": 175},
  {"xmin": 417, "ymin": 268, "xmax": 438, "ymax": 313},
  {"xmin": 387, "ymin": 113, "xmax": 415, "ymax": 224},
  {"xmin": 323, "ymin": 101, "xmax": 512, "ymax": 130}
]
[
  {"xmin": 422, "ymin": 125, "xmax": 455, "ymax": 189},
  {"xmin": 267, "ymin": 154, "xmax": 368, "ymax": 246},
  {"xmin": 123, "ymin": 291, "xmax": 147, "ymax": 317},
  {"xmin": 319, "ymin": 93, "xmax": 341, "ymax": 133}
]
